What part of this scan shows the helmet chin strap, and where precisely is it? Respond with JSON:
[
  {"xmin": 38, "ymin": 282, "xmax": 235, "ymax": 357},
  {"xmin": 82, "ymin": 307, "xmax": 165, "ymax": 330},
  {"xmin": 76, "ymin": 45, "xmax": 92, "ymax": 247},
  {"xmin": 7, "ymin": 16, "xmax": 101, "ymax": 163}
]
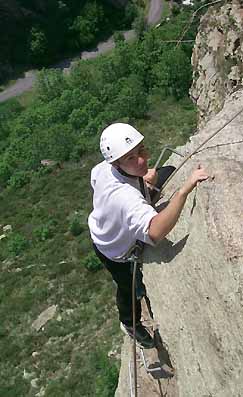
[
  {"xmin": 115, "ymin": 166, "xmax": 146, "ymax": 198},
  {"xmin": 116, "ymin": 166, "xmax": 137, "ymax": 179}
]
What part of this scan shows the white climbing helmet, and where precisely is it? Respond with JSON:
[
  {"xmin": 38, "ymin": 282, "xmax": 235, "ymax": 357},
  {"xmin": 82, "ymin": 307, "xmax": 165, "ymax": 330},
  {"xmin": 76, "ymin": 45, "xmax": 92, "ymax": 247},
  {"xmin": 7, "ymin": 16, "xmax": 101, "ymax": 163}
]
[{"xmin": 100, "ymin": 123, "xmax": 144, "ymax": 163}]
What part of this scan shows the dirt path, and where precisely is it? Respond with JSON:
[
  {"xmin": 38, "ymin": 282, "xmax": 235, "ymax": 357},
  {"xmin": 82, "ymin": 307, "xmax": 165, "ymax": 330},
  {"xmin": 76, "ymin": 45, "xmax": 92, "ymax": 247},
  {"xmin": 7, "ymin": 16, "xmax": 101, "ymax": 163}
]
[{"xmin": 0, "ymin": 1, "xmax": 164, "ymax": 103}]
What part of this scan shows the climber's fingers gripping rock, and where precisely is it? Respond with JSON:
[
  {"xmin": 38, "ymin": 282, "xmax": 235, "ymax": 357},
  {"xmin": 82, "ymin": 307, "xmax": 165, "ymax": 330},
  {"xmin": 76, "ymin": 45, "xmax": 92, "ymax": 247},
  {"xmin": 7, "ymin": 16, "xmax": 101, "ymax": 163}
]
[{"xmin": 181, "ymin": 166, "xmax": 209, "ymax": 195}]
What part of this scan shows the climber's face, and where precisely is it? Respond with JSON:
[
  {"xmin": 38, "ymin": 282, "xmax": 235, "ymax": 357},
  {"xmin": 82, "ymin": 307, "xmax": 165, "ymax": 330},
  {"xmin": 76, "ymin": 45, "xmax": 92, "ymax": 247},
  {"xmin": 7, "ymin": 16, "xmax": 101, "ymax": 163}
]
[{"xmin": 116, "ymin": 143, "xmax": 149, "ymax": 177}]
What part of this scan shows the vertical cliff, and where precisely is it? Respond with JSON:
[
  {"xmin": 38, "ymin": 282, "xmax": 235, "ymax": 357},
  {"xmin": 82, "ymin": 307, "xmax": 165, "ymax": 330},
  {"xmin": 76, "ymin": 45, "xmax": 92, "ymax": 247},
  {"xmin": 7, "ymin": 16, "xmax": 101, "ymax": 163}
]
[
  {"xmin": 115, "ymin": 1, "xmax": 243, "ymax": 396},
  {"xmin": 190, "ymin": 0, "xmax": 243, "ymax": 127},
  {"xmin": 142, "ymin": 90, "xmax": 243, "ymax": 396}
]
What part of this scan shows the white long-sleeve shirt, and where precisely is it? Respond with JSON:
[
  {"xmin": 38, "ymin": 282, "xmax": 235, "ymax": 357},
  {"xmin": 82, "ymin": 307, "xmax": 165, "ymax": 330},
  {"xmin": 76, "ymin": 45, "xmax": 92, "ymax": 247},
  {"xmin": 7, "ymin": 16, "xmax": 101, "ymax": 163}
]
[{"xmin": 88, "ymin": 161, "xmax": 157, "ymax": 261}]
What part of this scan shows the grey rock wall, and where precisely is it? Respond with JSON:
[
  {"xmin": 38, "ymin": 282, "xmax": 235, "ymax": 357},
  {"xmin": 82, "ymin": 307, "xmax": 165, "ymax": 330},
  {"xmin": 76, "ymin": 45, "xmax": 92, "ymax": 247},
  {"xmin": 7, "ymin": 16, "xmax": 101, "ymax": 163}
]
[
  {"xmin": 115, "ymin": 90, "xmax": 243, "ymax": 397},
  {"xmin": 143, "ymin": 90, "xmax": 243, "ymax": 397},
  {"xmin": 190, "ymin": 0, "xmax": 243, "ymax": 127}
]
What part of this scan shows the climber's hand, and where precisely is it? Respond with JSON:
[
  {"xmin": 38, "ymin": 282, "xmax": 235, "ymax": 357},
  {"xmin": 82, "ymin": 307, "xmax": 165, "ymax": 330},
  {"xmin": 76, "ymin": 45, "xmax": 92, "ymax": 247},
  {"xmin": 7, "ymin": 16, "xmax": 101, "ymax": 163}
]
[
  {"xmin": 143, "ymin": 168, "xmax": 158, "ymax": 187},
  {"xmin": 180, "ymin": 165, "xmax": 209, "ymax": 195}
]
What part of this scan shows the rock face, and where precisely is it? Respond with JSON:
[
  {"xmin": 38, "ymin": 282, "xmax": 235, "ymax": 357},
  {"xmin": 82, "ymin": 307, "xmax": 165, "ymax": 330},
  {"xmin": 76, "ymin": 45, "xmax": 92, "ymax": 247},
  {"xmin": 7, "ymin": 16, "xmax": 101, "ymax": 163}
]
[
  {"xmin": 190, "ymin": 0, "xmax": 243, "ymax": 127},
  {"xmin": 115, "ymin": 1, "xmax": 243, "ymax": 396},
  {"xmin": 142, "ymin": 90, "xmax": 243, "ymax": 396}
]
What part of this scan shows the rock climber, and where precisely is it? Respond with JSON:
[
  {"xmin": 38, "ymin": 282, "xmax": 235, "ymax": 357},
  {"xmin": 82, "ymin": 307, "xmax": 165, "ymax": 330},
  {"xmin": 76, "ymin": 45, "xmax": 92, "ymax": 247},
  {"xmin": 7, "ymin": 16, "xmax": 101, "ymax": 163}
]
[{"xmin": 88, "ymin": 123, "xmax": 209, "ymax": 348}]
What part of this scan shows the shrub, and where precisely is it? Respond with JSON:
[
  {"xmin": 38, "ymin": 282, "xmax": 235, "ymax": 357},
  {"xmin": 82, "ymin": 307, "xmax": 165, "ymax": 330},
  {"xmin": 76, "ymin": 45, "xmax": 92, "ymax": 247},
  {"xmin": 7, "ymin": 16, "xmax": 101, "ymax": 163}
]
[
  {"xmin": 69, "ymin": 218, "xmax": 84, "ymax": 236},
  {"xmin": 68, "ymin": 210, "xmax": 87, "ymax": 237},
  {"xmin": 7, "ymin": 233, "xmax": 29, "ymax": 256},
  {"xmin": 93, "ymin": 349, "xmax": 119, "ymax": 397},
  {"xmin": 113, "ymin": 31, "xmax": 125, "ymax": 47},
  {"xmin": 0, "ymin": 161, "xmax": 13, "ymax": 186},
  {"xmin": 34, "ymin": 220, "xmax": 56, "ymax": 241},
  {"xmin": 7, "ymin": 171, "xmax": 30, "ymax": 190},
  {"xmin": 81, "ymin": 252, "xmax": 102, "ymax": 272},
  {"xmin": 79, "ymin": 237, "xmax": 92, "ymax": 255}
]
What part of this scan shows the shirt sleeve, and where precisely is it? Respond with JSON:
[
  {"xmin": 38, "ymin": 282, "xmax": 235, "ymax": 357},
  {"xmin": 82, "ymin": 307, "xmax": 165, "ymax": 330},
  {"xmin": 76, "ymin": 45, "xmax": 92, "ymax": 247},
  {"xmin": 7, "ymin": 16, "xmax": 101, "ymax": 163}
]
[{"xmin": 122, "ymin": 190, "xmax": 158, "ymax": 246}]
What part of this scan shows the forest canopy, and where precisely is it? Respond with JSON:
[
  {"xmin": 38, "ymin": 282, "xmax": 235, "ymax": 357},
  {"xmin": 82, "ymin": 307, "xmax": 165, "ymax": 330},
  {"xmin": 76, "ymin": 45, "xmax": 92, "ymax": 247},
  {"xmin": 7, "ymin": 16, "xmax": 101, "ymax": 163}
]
[
  {"xmin": 0, "ymin": 7, "xmax": 197, "ymax": 190},
  {"xmin": 0, "ymin": 0, "xmax": 136, "ymax": 83}
]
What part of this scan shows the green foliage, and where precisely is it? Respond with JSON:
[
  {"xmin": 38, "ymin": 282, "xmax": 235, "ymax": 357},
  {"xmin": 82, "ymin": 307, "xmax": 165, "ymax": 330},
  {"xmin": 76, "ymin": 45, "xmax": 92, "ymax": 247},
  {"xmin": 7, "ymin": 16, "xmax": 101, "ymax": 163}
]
[
  {"xmin": 0, "ymin": 7, "xmax": 199, "ymax": 187},
  {"xmin": 35, "ymin": 69, "xmax": 68, "ymax": 103},
  {"xmin": 7, "ymin": 171, "xmax": 30, "ymax": 190},
  {"xmin": 34, "ymin": 220, "xmax": 57, "ymax": 241},
  {"xmin": 0, "ymin": 99, "xmax": 23, "ymax": 124},
  {"xmin": 7, "ymin": 233, "xmax": 29, "ymax": 257},
  {"xmin": 124, "ymin": 2, "xmax": 138, "ymax": 25},
  {"xmin": 68, "ymin": 211, "xmax": 87, "ymax": 236},
  {"xmin": 0, "ymin": 99, "xmax": 23, "ymax": 153},
  {"xmin": 171, "ymin": 2, "xmax": 180, "ymax": 16},
  {"xmin": 0, "ymin": 162, "xmax": 14, "ymax": 185},
  {"xmin": 71, "ymin": 1, "xmax": 104, "ymax": 48},
  {"xmin": 0, "ymin": 164, "xmax": 122, "ymax": 397},
  {"xmin": 93, "ymin": 349, "xmax": 119, "ymax": 397},
  {"xmin": 79, "ymin": 237, "xmax": 92, "ymax": 255},
  {"xmin": 81, "ymin": 252, "xmax": 103, "ymax": 272},
  {"xmin": 0, "ymin": 0, "xmax": 134, "ymax": 82},
  {"xmin": 69, "ymin": 218, "xmax": 83, "ymax": 236},
  {"xmin": 153, "ymin": 47, "xmax": 192, "ymax": 99},
  {"xmin": 113, "ymin": 74, "xmax": 148, "ymax": 118},
  {"xmin": 114, "ymin": 32, "xmax": 125, "ymax": 47},
  {"xmin": 29, "ymin": 28, "xmax": 48, "ymax": 65},
  {"xmin": 133, "ymin": 9, "xmax": 146, "ymax": 38}
]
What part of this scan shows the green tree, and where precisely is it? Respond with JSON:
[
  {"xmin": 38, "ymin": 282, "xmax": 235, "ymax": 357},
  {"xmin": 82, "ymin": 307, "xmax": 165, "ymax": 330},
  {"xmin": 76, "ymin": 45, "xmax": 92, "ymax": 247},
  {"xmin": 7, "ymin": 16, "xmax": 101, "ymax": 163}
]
[
  {"xmin": 35, "ymin": 69, "xmax": 68, "ymax": 102},
  {"xmin": 29, "ymin": 28, "xmax": 48, "ymax": 65},
  {"xmin": 112, "ymin": 74, "xmax": 148, "ymax": 119},
  {"xmin": 132, "ymin": 9, "xmax": 146, "ymax": 38},
  {"xmin": 68, "ymin": 97, "xmax": 101, "ymax": 132},
  {"xmin": 153, "ymin": 48, "xmax": 192, "ymax": 99},
  {"xmin": 0, "ymin": 100, "xmax": 23, "ymax": 152},
  {"xmin": 0, "ymin": 161, "xmax": 13, "ymax": 185},
  {"xmin": 113, "ymin": 31, "xmax": 125, "ymax": 47},
  {"xmin": 71, "ymin": 1, "xmax": 104, "ymax": 48}
]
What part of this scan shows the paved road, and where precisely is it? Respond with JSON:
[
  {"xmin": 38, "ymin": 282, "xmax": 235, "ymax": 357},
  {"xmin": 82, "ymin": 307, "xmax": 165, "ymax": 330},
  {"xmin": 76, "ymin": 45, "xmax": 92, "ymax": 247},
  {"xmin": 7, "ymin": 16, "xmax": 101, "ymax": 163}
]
[
  {"xmin": 147, "ymin": 0, "xmax": 163, "ymax": 25},
  {"xmin": 0, "ymin": 1, "xmax": 163, "ymax": 103},
  {"xmin": 80, "ymin": 29, "xmax": 136, "ymax": 60},
  {"xmin": 0, "ymin": 72, "xmax": 36, "ymax": 103}
]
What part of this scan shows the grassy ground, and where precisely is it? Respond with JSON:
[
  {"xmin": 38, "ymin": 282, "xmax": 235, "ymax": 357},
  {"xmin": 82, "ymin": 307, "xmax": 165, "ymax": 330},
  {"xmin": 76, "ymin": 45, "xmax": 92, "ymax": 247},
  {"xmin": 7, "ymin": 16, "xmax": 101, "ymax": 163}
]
[
  {"xmin": 0, "ymin": 158, "xmax": 122, "ymax": 396},
  {"xmin": 0, "ymin": 90, "xmax": 197, "ymax": 396}
]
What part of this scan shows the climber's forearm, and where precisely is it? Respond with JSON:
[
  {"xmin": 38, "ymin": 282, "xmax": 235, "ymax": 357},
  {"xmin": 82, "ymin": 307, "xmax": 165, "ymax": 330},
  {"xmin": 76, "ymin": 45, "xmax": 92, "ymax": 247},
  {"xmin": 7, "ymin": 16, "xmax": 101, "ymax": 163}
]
[
  {"xmin": 148, "ymin": 189, "xmax": 188, "ymax": 242},
  {"xmin": 148, "ymin": 166, "xmax": 209, "ymax": 242}
]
